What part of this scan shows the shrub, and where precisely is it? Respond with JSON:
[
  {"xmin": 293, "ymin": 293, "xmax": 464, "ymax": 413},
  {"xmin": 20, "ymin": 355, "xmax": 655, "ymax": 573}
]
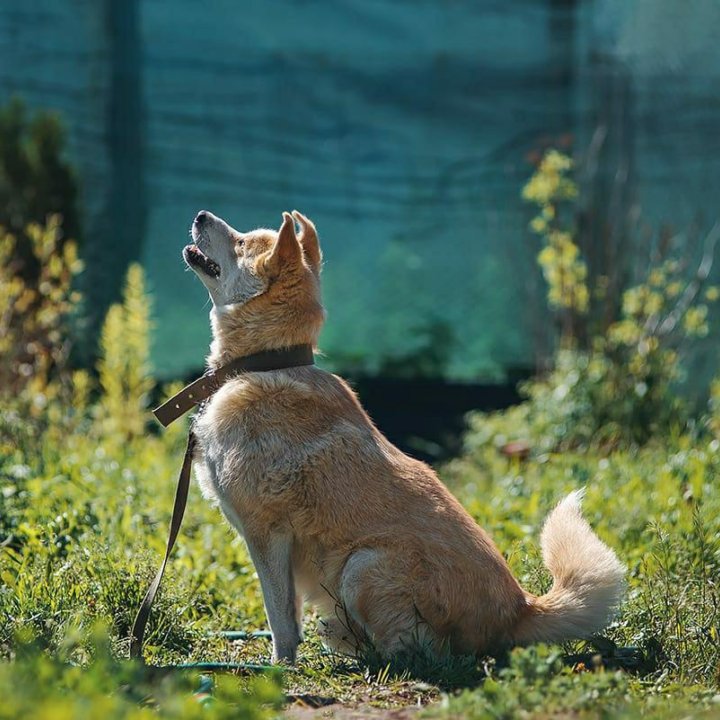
[
  {"xmin": 0, "ymin": 628, "xmax": 282, "ymax": 720},
  {"xmin": 433, "ymin": 645, "xmax": 630, "ymax": 719},
  {"xmin": 97, "ymin": 263, "xmax": 155, "ymax": 440},
  {"xmin": 0, "ymin": 216, "xmax": 84, "ymax": 406},
  {"xmin": 0, "ymin": 98, "xmax": 85, "ymax": 369},
  {"xmin": 523, "ymin": 149, "xmax": 586, "ymax": 341},
  {"xmin": 479, "ymin": 149, "xmax": 720, "ymax": 450},
  {"xmin": 0, "ymin": 98, "xmax": 81, "ymax": 264}
]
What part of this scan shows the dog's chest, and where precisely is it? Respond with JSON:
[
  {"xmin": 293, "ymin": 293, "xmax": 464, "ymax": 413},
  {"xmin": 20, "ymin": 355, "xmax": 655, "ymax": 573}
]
[
  {"xmin": 191, "ymin": 413, "xmax": 257, "ymax": 506},
  {"xmin": 190, "ymin": 381, "xmax": 309, "ymax": 511}
]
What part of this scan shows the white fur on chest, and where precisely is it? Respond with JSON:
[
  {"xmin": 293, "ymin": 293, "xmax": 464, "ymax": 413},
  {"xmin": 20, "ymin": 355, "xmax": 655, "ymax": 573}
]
[
  {"xmin": 193, "ymin": 453, "xmax": 248, "ymax": 538},
  {"xmin": 190, "ymin": 370, "xmax": 354, "ymax": 540},
  {"xmin": 192, "ymin": 452, "xmax": 223, "ymax": 504},
  {"xmin": 190, "ymin": 380, "xmax": 257, "ymax": 527},
  {"xmin": 190, "ymin": 373, "xmax": 306, "ymax": 522}
]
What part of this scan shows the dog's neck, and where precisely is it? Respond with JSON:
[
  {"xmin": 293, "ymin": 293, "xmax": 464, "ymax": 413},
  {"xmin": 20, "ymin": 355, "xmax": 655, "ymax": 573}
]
[{"xmin": 207, "ymin": 302, "xmax": 324, "ymax": 370}]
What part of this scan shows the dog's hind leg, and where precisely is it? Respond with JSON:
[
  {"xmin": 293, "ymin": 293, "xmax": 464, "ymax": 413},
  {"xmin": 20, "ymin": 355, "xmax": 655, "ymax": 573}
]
[{"xmin": 336, "ymin": 548, "xmax": 439, "ymax": 658}]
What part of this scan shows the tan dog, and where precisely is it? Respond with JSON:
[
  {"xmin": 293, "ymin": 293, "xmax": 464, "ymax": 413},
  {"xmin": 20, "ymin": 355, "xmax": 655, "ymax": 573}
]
[{"xmin": 184, "ymin": 210, "xmax": 624, "ymax": 664}]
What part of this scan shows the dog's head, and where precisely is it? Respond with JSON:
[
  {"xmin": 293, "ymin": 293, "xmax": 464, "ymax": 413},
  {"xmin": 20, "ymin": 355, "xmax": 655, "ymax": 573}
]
[{"xmin": 184, "ymin": 210, "xmax": 324, "ymax": 361}]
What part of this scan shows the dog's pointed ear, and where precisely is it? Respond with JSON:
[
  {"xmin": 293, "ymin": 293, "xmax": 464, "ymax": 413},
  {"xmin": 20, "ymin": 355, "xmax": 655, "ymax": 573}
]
[
  {"xmin": 260, "ymin": 212, "xmax": 302, "ymax": 276},
  {"xmin": 292, "ymin": 210, "xmax": 322, "ymax": 277}
]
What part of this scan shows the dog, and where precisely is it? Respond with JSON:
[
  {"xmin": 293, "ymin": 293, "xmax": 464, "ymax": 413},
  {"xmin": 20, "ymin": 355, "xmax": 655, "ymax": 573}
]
[{"xmin": 184, "ymin": 210, "xmax": 625, "ymax": 664}]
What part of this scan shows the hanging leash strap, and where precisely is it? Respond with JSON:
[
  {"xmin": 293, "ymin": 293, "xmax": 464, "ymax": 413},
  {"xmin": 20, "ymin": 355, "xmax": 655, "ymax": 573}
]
[
  {"xmin": 130, "ymin": 344, "xmax": 314, "ymax": 660},
  {"xmin": 130, "ymin": 431, "xmax": 195, "ymax": 659}
]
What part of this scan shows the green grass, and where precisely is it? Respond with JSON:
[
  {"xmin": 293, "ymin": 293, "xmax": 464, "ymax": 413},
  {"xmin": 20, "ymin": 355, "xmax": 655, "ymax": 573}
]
[{"xmin": 2, "ymin": 396, "xmax": 720, "ymax": 718}]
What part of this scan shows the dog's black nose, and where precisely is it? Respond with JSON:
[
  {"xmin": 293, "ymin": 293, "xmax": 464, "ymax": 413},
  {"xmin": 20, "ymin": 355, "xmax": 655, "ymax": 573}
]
[{"xmin": 195, "ymin": 210, "xmax": 209, "ymax": 224}]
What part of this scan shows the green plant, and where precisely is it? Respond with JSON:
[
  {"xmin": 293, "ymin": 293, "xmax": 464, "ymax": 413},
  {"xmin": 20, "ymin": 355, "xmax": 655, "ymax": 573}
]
[
  {"xmin": 0, "ymin": 98, "xmax": 81, "ymax": 265},
  {"xmin": 523, "ymin": 149, "xmax": 586, "ymax": 343},
  {"xmin": 428, "ymin": 645, "xmax": 629, "ymax": 719},
  {"xmin": 97, "ymin": 263, "xmax": 154, "ymax": 440},
  {"xmin": 0, "ymin": 216, "xmax": 84, "ymax": 403},
  {"xmin": 0, "ymin": 627, "xmax": 282, "ymax": 720},
  {"xmin": 0, "ymin": 98, "xmax": 85, "ymax": 368},
  {"xmin": 512, "ymin": 150, "xmax": 720, "ymax": 447}
]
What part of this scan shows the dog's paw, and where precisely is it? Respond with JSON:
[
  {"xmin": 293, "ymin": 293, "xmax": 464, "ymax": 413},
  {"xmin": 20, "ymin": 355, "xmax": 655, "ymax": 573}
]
[
  {"xmin": 271, "ymin": 647, "xmax": 297, "ymax": 665},
  {"xmin": 271, "ymin": 636, "xmax": 300, "ymax": 665},
  {"xmin": 318, "ymin": 618, "xmax": 359, "ymax": 656}
]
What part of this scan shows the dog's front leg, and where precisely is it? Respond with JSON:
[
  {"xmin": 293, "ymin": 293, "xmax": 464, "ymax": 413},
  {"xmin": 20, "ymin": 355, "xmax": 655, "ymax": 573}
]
[{"xmin": 245, "ymin": 530, "xmax": 300, "ymax": 663}]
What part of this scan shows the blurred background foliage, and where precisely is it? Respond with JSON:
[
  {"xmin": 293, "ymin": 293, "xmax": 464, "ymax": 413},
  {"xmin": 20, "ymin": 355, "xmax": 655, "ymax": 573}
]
[
  {"xmin": 507, "ymin": 149, "xmax": 720, "ymax": 448},
  {"xmin": 0, "ymin": 98, "xmax": 81, "ymax": 261},
  {"xmin": 1, "ymin": 1, "xmax": 720, "ymax": 716}
]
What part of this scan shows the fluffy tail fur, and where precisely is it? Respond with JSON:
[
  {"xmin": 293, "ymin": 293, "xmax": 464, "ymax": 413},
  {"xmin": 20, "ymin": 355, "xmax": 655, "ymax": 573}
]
[{"xmin": 513, "ymin": 490, "xmax": 625, "ymax": 645}]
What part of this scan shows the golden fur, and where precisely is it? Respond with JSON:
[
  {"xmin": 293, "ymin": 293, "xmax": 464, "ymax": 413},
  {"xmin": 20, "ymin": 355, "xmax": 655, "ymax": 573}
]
[{"xmin": 184, "ymin": 210, "xmax": 625, "ymax": 663}]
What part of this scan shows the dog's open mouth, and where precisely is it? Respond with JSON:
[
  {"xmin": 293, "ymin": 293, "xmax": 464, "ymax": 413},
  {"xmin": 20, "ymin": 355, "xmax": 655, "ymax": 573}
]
[{"xmin": 183, "ymin": 244, "xmax": 221, "ymax": 278}]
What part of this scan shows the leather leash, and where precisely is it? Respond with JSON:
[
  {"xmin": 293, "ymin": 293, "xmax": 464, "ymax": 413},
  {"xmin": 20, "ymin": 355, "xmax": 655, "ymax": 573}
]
[{"xmin": 130, "ymin": 344, "xmax": 315, "ymax": 660}]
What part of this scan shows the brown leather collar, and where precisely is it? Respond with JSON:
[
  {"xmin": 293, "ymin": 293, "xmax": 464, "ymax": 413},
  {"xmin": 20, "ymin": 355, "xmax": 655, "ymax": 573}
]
[{"xmin": 153, "ymin": 344, "xmax": 315, "ymax": 427}]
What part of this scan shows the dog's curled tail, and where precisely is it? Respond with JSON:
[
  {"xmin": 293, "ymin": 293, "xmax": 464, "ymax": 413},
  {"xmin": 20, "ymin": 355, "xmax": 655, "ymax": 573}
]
[{"xmin": 512, "ymin": 489, "xmax": 625, "ymax": 645}]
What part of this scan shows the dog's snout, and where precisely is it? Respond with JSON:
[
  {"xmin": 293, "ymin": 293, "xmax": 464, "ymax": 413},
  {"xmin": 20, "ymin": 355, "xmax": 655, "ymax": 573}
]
[{"xmin": 195, "ymin": 210, "xmax": 210, "ymax": 224}]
